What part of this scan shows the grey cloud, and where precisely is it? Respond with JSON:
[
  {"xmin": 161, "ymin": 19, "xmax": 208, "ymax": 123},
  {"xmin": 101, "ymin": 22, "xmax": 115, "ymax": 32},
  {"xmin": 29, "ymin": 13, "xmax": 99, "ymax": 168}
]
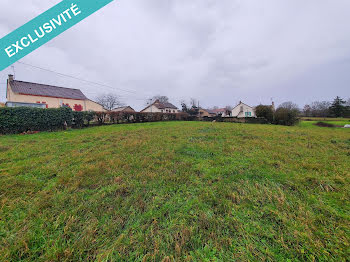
[{"xmin": 1, "ymin": 0, "xmax": 350, "ymax": 110}]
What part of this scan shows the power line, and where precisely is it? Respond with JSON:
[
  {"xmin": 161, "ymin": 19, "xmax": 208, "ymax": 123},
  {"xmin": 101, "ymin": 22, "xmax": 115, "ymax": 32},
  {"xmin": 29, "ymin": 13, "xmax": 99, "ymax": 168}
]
[
  {"xmin": 16, "ymin": 61, "xmax": 138, "ymax": 95},
  {"xmin": 14, "ymin": 61, "xmax": 185, "ymax": 104}
]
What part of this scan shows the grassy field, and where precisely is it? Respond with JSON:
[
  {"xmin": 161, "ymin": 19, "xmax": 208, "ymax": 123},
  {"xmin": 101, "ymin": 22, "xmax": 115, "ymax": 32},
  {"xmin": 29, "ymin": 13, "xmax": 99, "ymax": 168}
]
[
  {"xmin": 299, "ymin": 121, "xmax": 350, "ymax": 128},
  {"xmin": 0, "ymin": 121, "xmax": 349, "ymax": 261},
  {"xmin": 301, "ymin": 117, "xmax": 350, "ymax": 121},
  {"xmin": 299, "ymin": 117, "xmax": 350, "ymax": 129}
]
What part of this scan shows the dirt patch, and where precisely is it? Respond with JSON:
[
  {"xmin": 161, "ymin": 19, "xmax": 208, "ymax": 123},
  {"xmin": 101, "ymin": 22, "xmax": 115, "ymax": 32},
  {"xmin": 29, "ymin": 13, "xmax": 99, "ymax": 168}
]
[{"xmin": 314, "ymin": 122, "xmax": 342, "ymax": 128}]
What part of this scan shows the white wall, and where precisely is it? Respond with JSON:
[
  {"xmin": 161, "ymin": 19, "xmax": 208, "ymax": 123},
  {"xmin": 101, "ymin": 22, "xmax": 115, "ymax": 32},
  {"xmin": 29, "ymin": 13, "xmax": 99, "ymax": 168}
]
[
  {"xmin": 142, "ymin": 105, "xmax": 161, "ymax": 113},
  {"xmin": 142, "ymin": 105, "xmax": 179, "ymax": 113},
  {"xmin": 232, "ymin": 103, "xmax": 256, "ymax": 118}
]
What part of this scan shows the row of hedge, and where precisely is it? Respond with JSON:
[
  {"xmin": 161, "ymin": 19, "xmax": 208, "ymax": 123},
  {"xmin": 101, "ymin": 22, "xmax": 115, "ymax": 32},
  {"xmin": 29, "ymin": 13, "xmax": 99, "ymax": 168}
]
[
  {"xmin": 0, "ymin": 107, "xmax": 192, "ymax": 134},
  {"xmin": 0, "ymin": 107, "xmax": 73, "ymax": 134}
]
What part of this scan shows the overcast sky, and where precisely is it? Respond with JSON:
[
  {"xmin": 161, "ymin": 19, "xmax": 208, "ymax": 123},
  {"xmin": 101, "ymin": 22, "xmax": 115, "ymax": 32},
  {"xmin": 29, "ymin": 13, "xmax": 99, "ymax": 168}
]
[{"xmin": 0, "ymin": 0, "xmax": 349, "ymax": 110}]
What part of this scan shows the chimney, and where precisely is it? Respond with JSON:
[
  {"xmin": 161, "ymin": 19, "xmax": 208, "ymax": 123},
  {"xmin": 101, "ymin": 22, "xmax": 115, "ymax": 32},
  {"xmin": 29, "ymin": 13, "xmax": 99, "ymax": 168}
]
[{"xmin": 8, "ymin": 74, "xmax": 14, "ymax": 82}]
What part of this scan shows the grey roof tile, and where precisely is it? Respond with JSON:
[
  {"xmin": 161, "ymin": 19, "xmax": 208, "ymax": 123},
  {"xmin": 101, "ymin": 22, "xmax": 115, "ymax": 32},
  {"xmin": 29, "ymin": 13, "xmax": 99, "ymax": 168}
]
[{"xmin": 10, "ymin": 80, "xmax": 87, "ymax": 100}]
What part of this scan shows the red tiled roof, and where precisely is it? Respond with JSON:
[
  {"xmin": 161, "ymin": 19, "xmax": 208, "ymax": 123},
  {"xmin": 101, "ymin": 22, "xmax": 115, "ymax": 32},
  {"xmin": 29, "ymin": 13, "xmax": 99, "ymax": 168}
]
[{"xmin": 10, "ymin": 80, "xmax": 87, "ymax": 100}]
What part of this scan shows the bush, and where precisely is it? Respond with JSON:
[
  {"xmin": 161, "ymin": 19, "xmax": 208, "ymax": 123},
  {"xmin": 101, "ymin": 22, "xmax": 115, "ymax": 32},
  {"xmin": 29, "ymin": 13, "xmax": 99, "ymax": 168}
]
[
  {"xmin": 0, "ymin": 107, "xmax": 73, "ymax": 134},
  {"xmin": 274, "ymin": 107, "xmax": 299, "ymax": 126},
  {"xmin": 72, "ymin": 111, "xmax": 95, "ymax": 128},
  {"xmin": 255, "ymin": 105, "xmax": 274, "ymax": 123},
  {"xmin": 83, "ymin": 111, "xmax": 95, "ymax": 126},
  {"xmin": 72, "ymin": 112, "xmax": 84, "ymax": 128}
]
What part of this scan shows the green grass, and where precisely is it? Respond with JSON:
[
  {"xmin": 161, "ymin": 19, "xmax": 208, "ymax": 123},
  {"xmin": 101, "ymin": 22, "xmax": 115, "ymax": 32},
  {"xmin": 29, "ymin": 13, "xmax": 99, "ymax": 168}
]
[
  {"xmin": 0, "ymin": 122, "xmax": 349, "ymax": 261},
  {"xmin": 299, "ymin": 120, "xmax": 350, "ymax": 128},
  {"xmin": 301, "ymin": 117, "xmax": 350, "ymax": 122}
]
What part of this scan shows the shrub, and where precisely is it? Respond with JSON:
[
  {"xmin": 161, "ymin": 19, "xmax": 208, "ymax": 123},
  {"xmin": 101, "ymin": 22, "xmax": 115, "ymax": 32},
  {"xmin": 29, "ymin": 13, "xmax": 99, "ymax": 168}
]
[
  {"xmin": 0, "ymin": 107, "xmax": 73, "ymax": 134},
  {"xmin": 274, "ymin": 107, "xmax": 299, "ymax": 126},
  {"xmin": 83, "ymin": 111, "xmax": 95, "ymax": 126},
  {"xmin": 255, "ymin": 105, "xmax": 274, "ymax": 123},
  {"xmin": 72, "ymin": 112, "xmax": 85, "ymax": 128}
]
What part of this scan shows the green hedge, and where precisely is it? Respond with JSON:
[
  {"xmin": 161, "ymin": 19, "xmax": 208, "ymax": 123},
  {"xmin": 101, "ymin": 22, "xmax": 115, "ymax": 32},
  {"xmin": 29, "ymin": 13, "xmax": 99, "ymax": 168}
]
[
  {"xmin": 0, "ymin": 108, "xmax": 191, "ymax": 134},
  {"xmin": 72, "ymin": 111, "xmax": 95, "ymax": 128},
  {"xmin": 0, "ymin": 107, "xmax": 73, "ymax": 134}
]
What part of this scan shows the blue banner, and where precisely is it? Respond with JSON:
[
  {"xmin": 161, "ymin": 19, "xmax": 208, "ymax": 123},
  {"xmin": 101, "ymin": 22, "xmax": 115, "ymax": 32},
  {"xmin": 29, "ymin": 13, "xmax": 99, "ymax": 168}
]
[{"xmin": 0, "ymin": 0, "xmax": 114, "ymax": 71}]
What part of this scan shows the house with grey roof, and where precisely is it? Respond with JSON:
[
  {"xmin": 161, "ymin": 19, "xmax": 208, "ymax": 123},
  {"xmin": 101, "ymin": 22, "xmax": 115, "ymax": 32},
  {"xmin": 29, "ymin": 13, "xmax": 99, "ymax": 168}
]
[
  {"xmin": 5, "ymin": 74, "xmax": 105, "ymax": 112},
  {"xmin": 112, "ymin": 106, "xmax": 136, "ymax": 113},
  {"xmin": 140, "ymin": 100, "xmax": 179, "ymax": 113}
]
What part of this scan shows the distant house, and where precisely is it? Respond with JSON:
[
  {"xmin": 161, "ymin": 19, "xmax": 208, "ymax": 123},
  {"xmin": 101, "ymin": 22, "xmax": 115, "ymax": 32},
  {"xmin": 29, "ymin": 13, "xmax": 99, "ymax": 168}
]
[
  {"xmin": 113, "ymin": 106, "xmax": 136, "ymax": 113},
  {"xmin": 232, "ymin": 101, "xmax": 256, "ymax": 118},
  {"xmin": 141, "ymin": 100, "xmax": 179, "ymax": 113},
  {"xmin": 5, "ymin": 75, "xmax": 104, "ymax": 111},
  {"xmin": 212, "ymin": 108, "xmax": 231, "ymax": 117},
  {"xmin": 198, "ymin": 108, "xmax": 216, "ymax": 118}
]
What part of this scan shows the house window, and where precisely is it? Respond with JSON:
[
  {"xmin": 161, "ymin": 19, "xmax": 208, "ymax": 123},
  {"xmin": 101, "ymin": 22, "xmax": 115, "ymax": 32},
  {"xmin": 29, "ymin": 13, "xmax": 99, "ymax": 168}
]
[
  {"xmin": 173, "ymin": 110, "xmax": 175, "ymax": 113},
  {"xmin": 245, "ymin": 112, "xmax": 251, "ymax": 117},
  {"xmin": 161, "ymin": 110, "xmax": 163, "ymax": 113}
]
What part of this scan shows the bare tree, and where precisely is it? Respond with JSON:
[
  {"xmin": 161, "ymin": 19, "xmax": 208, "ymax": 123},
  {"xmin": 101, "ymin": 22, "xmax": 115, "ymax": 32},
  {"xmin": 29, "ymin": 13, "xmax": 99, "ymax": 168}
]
[
  {"xmin": 96, "ymin": 93, "xmax": 124, "ymax": 111},
  {"xmin": 146, "ymin": 95, "xmax": 169, "ymax": 105},
  {"xmin": 190, "ymin": 98, "xmax": 198, "ymax": 108},
  {"xmin": 310, "ymin": 101, "xmax": 331, "ymax": 117},
  {"xmin": 278, "ymin": 101, "xmax": 300, "ymax": 111},
  {"xmin": 303, "ymin": 104, "xmax": 312, "ymax": 117}
]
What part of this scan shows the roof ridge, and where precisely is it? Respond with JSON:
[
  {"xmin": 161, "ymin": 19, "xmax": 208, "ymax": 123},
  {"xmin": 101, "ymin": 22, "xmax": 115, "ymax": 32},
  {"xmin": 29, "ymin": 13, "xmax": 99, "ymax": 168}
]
[
  {"xmin": 12, "ymin": 80, "xmax": 82, "ymax": 92},
  {"xmin": 10, "ymin": 79, "xmax": 88, "ymax": 100}
]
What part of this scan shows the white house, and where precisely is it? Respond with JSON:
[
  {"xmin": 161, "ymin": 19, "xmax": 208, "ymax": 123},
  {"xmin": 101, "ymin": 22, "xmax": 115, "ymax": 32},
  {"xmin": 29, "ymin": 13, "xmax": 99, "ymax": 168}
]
[
  {"xmin": 232, "ymin": 101, "xmax": 256, "ymax": 118},
  {"xmin": 141, "ymin": 100, "xmax": 179, "ymax": 113}
]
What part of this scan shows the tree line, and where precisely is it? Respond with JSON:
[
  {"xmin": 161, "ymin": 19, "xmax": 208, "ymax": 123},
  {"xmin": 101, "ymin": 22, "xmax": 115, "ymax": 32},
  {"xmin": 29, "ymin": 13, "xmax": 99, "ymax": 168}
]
[
  {"xmin": 302, "ymin": 97, "xmax": 350, "ymax": 118},
  {"xmin": 95, "ymin": 93, "xmax": 349, "ymax": 127}
]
